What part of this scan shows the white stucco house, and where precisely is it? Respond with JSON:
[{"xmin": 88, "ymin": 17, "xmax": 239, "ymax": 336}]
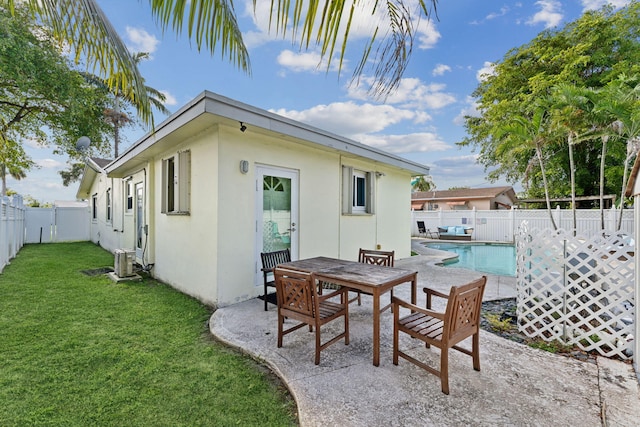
[{"xmin": 77, "ymin": 91, "xmax": 430, "ymax": 308}]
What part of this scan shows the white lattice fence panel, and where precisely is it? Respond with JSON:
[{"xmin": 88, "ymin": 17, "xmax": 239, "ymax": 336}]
[{"xmin": 516, "ymin": 225, "xmax": 635, "ymax": 360}]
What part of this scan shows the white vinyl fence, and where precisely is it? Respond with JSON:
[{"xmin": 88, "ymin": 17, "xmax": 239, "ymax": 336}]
[
  {"xmin": 412, "ymin": 207, "xmax": 633, "ymax": 242},
  {"xmin": 0, "ymin": 195, "xmax": 26, "ymax": 272},
  {"xmin": 516, "ymin": 225, "xmax": 634, "ymax": 360},
  {"xmin": 25, "ymin": 204, "xmax": 90, "ymax": 244}
]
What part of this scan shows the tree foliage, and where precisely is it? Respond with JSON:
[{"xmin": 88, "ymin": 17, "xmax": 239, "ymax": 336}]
[
  {"xmin": 0, "ymin": 2, "xmax": 113, "ymax": 194},
  {"xmin": 9, "ymin": 0, "xmax": 438, "ymax": 125},
  {"xmin": 460, "ymin": 2, "xmax": 640, "ymax": 205}
]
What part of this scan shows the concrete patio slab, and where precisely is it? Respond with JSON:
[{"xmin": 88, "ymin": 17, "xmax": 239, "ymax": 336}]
[{"xmin": 209, "ymin": 240, "xmax": 640, "ymax": 426}]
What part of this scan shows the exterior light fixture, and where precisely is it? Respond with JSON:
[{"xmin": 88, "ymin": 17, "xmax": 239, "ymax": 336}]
[
  {"xmin": 239, "ymin": 122, "xmax": 247, "ymax": 132},
  {"xmin": 239, "ymin": 160, "xmax": 249, "ymax": 174}
]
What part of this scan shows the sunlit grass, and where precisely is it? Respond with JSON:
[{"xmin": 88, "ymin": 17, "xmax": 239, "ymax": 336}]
[{"xmin": 0, "ymin": 242, "xmax": 297, "ymax": 426}]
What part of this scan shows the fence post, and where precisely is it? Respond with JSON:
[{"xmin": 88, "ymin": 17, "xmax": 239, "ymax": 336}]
[
  {"xmin": 471, "ymin": 207, "xmax": 477, "ymax": 239},
  {"xmin": 607, "ymin": 206, "xmax": 616, "ymax": 231},
  {"xmin": 510, "ymin": 207, "xmax": 516, "ymax": 243}
]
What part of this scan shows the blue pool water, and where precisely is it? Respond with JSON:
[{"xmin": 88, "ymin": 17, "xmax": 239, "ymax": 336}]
[{"xmin": 426, "ymin": 242, "xmax": 516, "ymax": 277}]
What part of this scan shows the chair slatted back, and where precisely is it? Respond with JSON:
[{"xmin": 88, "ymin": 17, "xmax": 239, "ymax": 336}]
[
  {"xmin": 358, "ymin": 249, "xmax": 395, "ymax": 267},
  {"xmin": 274, "ymin": 269, "xmax": 317, "ymax": 319},
  {"xmin": 444, "ymin": 278, "xmax": 486, "ymax": 345},
  {"xmin": 261, "ymin": 249, "xmax": 291, "ymax": 271}
]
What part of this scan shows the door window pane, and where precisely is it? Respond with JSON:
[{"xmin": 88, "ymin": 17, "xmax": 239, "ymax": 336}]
[{"xmin": 262, "ymin": 175, "xmax": 291, "ymax": 252}]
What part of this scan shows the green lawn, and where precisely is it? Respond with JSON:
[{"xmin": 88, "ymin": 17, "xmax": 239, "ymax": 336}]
[{"xmin": 0, "ymin": 242, "xmax": 297, "ymax": 426}]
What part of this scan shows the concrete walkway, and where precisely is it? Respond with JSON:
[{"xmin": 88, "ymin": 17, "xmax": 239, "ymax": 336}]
[{"xmin": 210, "ymin": 240, "xmax": 640, "ymax": 426}]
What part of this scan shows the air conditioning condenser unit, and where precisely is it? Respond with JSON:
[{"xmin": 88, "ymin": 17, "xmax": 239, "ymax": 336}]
[{"xmin": 114, "ymin": 249, "xmax": 135, "ymax": 278}]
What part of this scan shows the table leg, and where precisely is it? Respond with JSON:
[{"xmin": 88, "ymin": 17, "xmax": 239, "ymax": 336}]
[{"xmin": 373, "ymin": 291, "xmax": 380, "ymax": 366}]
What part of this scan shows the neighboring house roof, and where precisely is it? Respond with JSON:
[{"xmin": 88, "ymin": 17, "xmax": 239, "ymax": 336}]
[
  {"xmin": 412, "ymin": 186, "xmax": 517, "ymax": 203},
  {"xmin": 101, "ymin": 91, "xmax": 430, "ymax": 178},
  {"xmin": 91, "ymin": 158, "xmax": 112, "ymax": 169},
  {"xmin": 76, "ymin": 157, "xmax": 112, "ymax": 199}
]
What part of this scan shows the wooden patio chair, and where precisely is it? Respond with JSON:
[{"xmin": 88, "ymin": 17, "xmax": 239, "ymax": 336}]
[
  {"xmin": 260, "ymin": 249, "xmax": 291, "ymax": 311},
  {"xmin": 392, "ymin": 276, "xmax": 487, "ymax": 395},
  {"xmin": 350, "ymin": 249, "xmax": 395, "ymax": 305},
  {"xmin": 274, "ymin": 268, "xmax": 350, "ymax": 365}
]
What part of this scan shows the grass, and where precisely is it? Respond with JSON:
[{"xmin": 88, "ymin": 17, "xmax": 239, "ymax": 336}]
[{"xmin": 0, "ymin": 242, "xmax": 297, "ymax": 426}]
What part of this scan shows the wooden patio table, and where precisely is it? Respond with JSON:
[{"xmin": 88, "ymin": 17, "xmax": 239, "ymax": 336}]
[{"xmin": 277, "ymin": 256, "xmax": 418, "ymax": 366}]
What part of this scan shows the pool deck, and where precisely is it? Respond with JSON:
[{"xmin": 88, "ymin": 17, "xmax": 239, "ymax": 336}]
[{"xmin": 209, "ymin": 238, "xmax": 640, "ymax": 426}]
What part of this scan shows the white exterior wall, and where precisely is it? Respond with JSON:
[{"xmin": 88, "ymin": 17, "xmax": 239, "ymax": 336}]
[
  {"xmin": 151, "ymin": 127, "xmax": 219, "ymax": 306},
  {"xmin": 145, "ymin": 123, "xmax": 415, "ymax": 307},
  {"xmin": 87, "ymin": 173, "xmax": 120, "ymax": 251},
  {"xmin": 84, "ymin": 168, "xmax": 148, "ymax": 259}
]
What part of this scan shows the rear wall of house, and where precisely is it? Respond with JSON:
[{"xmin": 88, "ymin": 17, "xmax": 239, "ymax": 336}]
[{"xmin": 146, "ymin": 122, "xmax": 414, "ymax": 307}]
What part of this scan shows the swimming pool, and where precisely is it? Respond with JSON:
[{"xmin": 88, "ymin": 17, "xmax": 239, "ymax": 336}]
[{"xmin": 425, "ymin": 242, "xmax": 516, "ymax": 277}]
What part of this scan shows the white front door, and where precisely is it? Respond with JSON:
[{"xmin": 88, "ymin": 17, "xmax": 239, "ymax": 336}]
[{"xmin": 255, "ymin": 165, "xmax": 299, "ymax": 285}]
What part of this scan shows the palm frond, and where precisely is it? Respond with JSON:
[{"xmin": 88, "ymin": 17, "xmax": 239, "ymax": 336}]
[{"xmin": 17, "ymin": 0, "xmax": 154, "ymax": 127}]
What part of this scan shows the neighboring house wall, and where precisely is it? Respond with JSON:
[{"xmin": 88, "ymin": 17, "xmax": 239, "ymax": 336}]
[{"xmin": 413, "ymin": 187, "xmax": 517, "ymax": 211}]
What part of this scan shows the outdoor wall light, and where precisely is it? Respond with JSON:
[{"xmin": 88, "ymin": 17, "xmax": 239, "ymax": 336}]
[
  {"xmin": 376, "ymin": 172, "xmax": 386, "ymax": 178},
  {"xmin": 239, "ymin": 121, "xmax": 247, "ymax": 132},
  {"xmin": 239, "ymin": 160, "xmax": 249, "ymax": 174}
]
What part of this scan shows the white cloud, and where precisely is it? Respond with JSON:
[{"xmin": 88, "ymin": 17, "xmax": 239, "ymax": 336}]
[
  {"xmin": 432, "ymin": 64, "xmax": 451, "ymax": 76},
  {"xmin": 357, "ymin": 132, "xmax": 451, "ymax": 154},
  {"xmin": 527, "ymin": 0, "xmax": 563, "ymax": 29},
  {"xmin": 415, "ymin": 18, "xmax": 441, "ymax": 50},
  {"xmin": 159, "ymin": 90, "xmax": 178, "ymax": 106},
  {"xmin": 23, "ymin": 137, "xmax": 43, "ymax": 149},
  {"xmin": 271, "ymin": 100, "xmax": 450, "ymax": 154},
  {"xmin": 240, "ymin": 0, "xmax": 440, "ymax": 52},
  {"xmin": 277, "ymin": 50, "xmax": 340, "ymax": 73},
  {"xmin": 272, "ymin": 101, "xmax": 416, "ymax": 136},
  {"xmin": 347, "ymin": 77, "xmax": 455, "ymax": 110},
  {"xmin": 126, "ymin": 27, "xmax": 160, "ymax": 55},
  {"xmin": 37, "ymin": 159, "xmax": 64, "ymax": 169},
  {"xmin": 476, "ymin": 62, "xmax": 495, "ymax": 82},
  {"xmin": 454, "ymin": 97, "xmax": 481, "ymax": 126},
  {"xmin": 486, "ymin": 6, "xmax": 510, "ymax": 20},
  {"xmin": 429, "ymin": 155, "xmax": 487, "ymax": 185},
  {"xmin": 581, "ymin": 0, "xmax": 630, "ymax": 10}
]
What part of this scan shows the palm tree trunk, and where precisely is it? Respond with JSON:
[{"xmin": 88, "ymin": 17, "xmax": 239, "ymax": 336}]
[
  {"xmin": 568, "ymin": 134, "xmax": 576, "ymax": 235},
  {"xmin": 617, "ymin": 145, "xmax": 632, "ymax": 230},
  {"xmin": 536, "ymin": 142, "xmax": 558, "ymax": 230},
  {"xmin": 599, "ymin": 136, "xmax": 608, "ymax": 230},
  {"xmin": 0, "ymin": 164, "xmax": 6, "ymax": 197}
]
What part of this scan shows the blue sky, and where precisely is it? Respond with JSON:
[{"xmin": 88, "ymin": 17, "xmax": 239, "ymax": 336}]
[{"xmin": 10, "ymin": 0, "xmax": 631, "ymax": 204}]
